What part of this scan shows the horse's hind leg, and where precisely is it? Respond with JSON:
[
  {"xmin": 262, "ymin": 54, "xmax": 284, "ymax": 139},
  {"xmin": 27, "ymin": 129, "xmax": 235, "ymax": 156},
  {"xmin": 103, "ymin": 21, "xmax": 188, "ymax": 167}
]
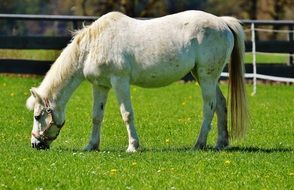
[
  {"xmin": 84, "ymin": 85, "xmax": 109, "ymax": 151},
  {"xmin": 195, "ymin": 79, "xmax": 217, "ymax": 149},
  {"xmin": 215, "ymin": 85, "xmax": 229, "ymax": 150},
  {"xmin": 111, "ymin": 76, "xmax": 139, "ymax": 153}
]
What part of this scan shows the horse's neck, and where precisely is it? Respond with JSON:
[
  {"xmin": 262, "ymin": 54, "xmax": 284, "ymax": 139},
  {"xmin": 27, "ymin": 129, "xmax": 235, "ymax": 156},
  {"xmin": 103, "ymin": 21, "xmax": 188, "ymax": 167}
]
[
  {"xmin": 40, "ymin": 71, "xmax": 84, "ymax": 111},
  {"xmin": 41, "ymin": 71, "xmax": 83, "ymax": 123},
  {"xmin": 54, "ymin": 73, "xmax": 84, "ymax": 108},
  {"xmin": 39, "ymin": 41, "xmax": 84, "ymax": 111}
]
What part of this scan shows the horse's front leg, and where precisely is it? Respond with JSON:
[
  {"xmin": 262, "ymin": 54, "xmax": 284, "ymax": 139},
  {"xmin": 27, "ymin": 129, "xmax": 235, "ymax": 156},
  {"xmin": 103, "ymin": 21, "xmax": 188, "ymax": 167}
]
[
  {"xmin": 111, "ymin": 76, "xmax": 139, "ymax": 153},
  {"xmin": 84, "ymin": 85, "xmax": 109, "ymax": 151}
]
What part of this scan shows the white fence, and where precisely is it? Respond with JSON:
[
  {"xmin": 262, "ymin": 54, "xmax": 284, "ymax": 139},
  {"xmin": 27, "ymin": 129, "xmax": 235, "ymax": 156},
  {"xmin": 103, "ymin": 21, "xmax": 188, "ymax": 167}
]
[{"xmin": 222, "ymin": 21, "xmax": 294, "ymax": 95}]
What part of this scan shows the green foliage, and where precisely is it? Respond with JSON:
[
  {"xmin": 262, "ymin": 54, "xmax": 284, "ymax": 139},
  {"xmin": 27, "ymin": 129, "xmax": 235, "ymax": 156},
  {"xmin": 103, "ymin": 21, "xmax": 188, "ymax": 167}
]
[{"xmin": 0, "ymin": 75, "xmax": 293, "ymax": 189}]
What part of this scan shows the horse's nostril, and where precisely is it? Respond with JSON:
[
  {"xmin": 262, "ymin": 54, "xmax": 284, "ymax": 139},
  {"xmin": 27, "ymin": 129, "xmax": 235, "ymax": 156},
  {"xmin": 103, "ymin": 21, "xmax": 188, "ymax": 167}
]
[
  {"xmin": 34, "ymin": 115, "xmax": 41, "ymax": 120},
  {"xmin": 32, "ymin": 142, "xmax": 49, "ymax": 150}
]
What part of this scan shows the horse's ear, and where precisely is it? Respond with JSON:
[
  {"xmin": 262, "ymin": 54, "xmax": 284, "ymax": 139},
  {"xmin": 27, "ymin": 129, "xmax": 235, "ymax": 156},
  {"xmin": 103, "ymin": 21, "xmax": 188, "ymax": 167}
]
[
  {"xmin": 29, "ymin": 88, "xmax": 44, "ymax": 106},
  {"xmin": 26, "ymin": 95, "xmax": 35, "ymax": 110},
  {"xmin": 26, "ymin": 87, "xmax": 41, "ymax": 110},
  {"xmin": 30, "ymin": 88, "xmax": 40, "ymax": 99}
]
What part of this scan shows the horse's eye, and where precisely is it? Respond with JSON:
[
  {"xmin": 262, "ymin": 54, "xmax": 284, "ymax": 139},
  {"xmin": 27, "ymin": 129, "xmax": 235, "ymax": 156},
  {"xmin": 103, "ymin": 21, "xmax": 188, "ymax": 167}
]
[
  {"xmin": 34, "ymin": 115, "xmax": 41, "ymax": 121},
  {"xmin": 46, "ymin": 108, "xmax": 52, "ymax": 113}
]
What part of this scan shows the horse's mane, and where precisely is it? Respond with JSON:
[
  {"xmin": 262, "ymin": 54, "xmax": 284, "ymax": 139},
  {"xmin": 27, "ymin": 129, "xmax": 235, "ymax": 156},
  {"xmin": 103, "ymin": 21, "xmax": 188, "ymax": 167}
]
[
  {"xmin": 37, "ymin": 33, "xmax": 82, "ymax": 99},
  {"xmin": 37, "ymin": 12, "xmax": 125, "ymax": 100},
  {"xmin": 26, "ymin": 27, "xmax": 89, "ymax": 109}
]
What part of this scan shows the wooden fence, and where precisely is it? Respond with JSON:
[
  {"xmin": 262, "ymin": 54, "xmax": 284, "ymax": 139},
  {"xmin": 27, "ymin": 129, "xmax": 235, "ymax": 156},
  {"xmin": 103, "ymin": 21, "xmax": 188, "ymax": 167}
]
[{"xmin": 0, "ymin": 14, "xmax": 293, "ymax": 77}]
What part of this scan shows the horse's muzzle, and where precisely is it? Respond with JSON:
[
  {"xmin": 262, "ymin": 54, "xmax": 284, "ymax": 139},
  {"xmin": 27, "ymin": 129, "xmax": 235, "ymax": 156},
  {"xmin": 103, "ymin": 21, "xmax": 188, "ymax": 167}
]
[{"xmin": 32, "ymin": 141, "xmax": 50, "ymax": 150}]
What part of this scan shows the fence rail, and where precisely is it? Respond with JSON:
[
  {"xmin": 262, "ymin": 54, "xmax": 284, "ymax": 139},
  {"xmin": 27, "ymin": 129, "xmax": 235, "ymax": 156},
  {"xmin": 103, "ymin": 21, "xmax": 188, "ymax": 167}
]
[
  {"xmin": 1, "ymin": 36, "xmax": 293, "ymax": 53},
  {"xmin": 1, "ymin": 14, "xmax": 294, "ymax": 52}
]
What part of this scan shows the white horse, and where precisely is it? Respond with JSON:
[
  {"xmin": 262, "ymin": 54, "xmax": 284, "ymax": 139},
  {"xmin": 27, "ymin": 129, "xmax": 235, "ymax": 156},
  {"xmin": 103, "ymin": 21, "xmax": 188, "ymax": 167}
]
[{"xmin": 26, "ymin": 10, "xmax": 249, "ymax": 152}]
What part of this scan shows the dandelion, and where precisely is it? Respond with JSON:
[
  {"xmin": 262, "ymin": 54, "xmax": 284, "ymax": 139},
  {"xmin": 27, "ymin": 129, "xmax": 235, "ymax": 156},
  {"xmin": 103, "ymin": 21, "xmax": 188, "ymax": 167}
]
[
  {"xmin": 132, "ymin": 162, "xmax": 137, "ymax": 166},
  {"xmin": 224, "ymin": 160, "xmax": 231, "ymax": 164},
  {"xmin": 165, "ymin": 139, "xmax": 170, "ymax": 143},
  {"xmin": 10, "ymin": 93, "xmax": 15, "ymax": 97},
  {"xmin": 110, "ymin": 169, "xmax": 118, "ymax": 175}
]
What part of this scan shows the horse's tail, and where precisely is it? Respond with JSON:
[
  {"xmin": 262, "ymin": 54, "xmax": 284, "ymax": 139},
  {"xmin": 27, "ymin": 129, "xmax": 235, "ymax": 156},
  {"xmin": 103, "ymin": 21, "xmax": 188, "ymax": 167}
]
[{"xmin": 221, "ymin": 17, "xmax": 249, "ymax": 139}]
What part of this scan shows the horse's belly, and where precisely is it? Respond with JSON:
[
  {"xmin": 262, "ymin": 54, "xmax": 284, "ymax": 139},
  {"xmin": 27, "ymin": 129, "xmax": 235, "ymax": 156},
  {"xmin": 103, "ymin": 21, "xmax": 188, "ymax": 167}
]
[{"xmin": 131, "ymin": 60, "xmax": 195, "ymax": 88}]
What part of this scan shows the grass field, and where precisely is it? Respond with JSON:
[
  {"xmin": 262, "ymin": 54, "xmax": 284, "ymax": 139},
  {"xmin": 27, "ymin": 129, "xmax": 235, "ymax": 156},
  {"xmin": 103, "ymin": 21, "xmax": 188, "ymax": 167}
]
[
  {"xmin": 0, "ymin": 49, "xmax": 290, "ymax": 64},
  {"xmin": 0, "ymin": 75, "xmax": 293, "ymax": 189}
]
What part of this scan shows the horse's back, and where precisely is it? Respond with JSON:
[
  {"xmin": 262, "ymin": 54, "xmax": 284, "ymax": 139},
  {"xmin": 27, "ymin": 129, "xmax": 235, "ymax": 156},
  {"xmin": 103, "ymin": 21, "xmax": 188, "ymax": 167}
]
[
  {"xmin": 83, "ymin": 11, "xmax": 234, "ymax": 88},
  {"xmin": 128, "ymin": 11, "xmax": 233, "ymax": 86}
]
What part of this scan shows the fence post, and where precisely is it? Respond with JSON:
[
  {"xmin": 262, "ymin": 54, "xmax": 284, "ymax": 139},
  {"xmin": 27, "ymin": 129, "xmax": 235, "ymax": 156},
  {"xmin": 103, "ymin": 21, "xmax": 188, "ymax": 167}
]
[
  {"xmin": 72, "ymin": 20, "xmax": 78, "ymax": 30},
  {"xmin": 251, "ymin": 23, "xmax": 257, "ymax": 95},
  {"xmin": 288, "ymin": 24, "xmax": 293, "ymax": 65},
  {"xmin": 7, "ymin": 19, "xmax": 15, "ymax": 35}
]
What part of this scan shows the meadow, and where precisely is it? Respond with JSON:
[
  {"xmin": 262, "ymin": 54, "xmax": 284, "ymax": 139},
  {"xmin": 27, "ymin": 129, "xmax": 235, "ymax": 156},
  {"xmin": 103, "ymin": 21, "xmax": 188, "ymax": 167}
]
[
  {"xmin": 0, "ymin": 49, "xmax": 290, "ymax": 64},
  {"xmin": 0, "ymin": 75, "xmax": 293, "ymax": 189}
]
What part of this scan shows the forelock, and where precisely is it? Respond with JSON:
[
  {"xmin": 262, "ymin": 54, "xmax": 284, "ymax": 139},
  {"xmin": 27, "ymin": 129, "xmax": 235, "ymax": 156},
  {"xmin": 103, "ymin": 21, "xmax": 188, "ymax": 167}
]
[{"xmin": 26, "ymin": 95, "xmax": 36, "ymax": 111}]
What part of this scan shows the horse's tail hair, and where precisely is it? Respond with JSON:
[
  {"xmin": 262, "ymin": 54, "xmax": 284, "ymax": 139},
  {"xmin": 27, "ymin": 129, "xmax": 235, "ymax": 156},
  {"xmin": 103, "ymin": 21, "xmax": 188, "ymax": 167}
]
[{"xmin": 221, "ymin": 17, "xmax": 249, "ymax": 139}]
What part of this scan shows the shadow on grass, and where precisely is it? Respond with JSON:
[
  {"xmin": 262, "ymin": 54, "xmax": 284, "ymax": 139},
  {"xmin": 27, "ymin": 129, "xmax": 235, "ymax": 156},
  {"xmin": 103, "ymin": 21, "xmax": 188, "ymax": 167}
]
[
  {"xmin": 54, "ymin": 146, "xmax": 293, "ymax": 154},
  {"xmin": 140, "ymin": 146, "xmax": 293, "ymax": 153},
  {"xmin": 224, "ymin": 146, "xmax": 294, "ymax": 153}
]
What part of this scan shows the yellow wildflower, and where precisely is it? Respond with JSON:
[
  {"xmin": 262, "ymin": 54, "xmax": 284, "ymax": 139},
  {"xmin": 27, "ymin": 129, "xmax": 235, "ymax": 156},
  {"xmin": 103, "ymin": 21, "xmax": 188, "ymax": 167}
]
[
  {"xmin": 224, "ymin": 160, "xmax": 231, "ymax": 164},
  {"xmin": 110, "ymin": 169, "xmax": 118, "ymax": 175}
]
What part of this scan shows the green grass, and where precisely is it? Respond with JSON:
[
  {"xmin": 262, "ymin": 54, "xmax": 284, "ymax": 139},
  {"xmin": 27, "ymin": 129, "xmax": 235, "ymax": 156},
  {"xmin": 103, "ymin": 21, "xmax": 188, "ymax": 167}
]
[
  {"xmin": 0, "ymin": 49, "xmax": 60, "ymax": 61},
  {"xmin": 0, "ymin": 75, "xmax": 293, "ymax": 189},
  {"xmin": 244, "ymin": 52, "xmax": 289, "ymax": 64},
  {"xmin": 0, "ymin": 49, "xmax": 290, "ymax": 64}
]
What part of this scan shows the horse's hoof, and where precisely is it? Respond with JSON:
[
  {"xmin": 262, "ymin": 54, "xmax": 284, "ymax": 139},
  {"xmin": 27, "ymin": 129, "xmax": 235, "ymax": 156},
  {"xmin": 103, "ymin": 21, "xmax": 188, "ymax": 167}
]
[
  {"xmin": 215, "ymin": 141, "xmax": 229, "ymax": 151},
  {"xmin": 126, "ymin": 142, "xmax": 139, "ymax": 153},
  {"xmin": 83, "ymin": 144, "xmax": 99, "ymax": 151},
  {"xmin": 194, "ymin": 142, "xmax": 206, "ymax": 150},
  {"xmin": 126, "ymin": 147, "xmax": 137, "ymax": 153},
  {"xmin": 126, "ymin": 140, "xmax": 139, "ymax": 153}
]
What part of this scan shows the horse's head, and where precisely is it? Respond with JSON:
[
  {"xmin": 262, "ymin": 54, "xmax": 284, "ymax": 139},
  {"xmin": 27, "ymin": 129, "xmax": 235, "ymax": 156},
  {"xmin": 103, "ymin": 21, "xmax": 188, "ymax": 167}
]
[{"xmin": 26, "ymin": 88, "xmax": 65, "ymax": 150}]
